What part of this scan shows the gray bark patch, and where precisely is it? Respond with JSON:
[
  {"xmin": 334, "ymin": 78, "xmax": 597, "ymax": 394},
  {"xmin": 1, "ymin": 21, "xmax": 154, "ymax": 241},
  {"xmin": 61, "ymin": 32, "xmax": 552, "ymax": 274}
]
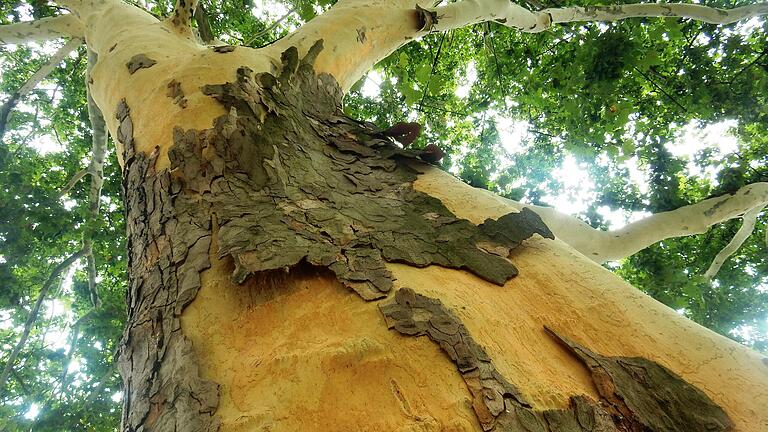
[
  {"xmin": 116, "ymin": 99, "xmax": 219, "ymax": 432},
  {"xmin": 126, "ymin": 54, "xmax": 158, "ymax": 74},
  {"xmin": 168, "ymin": 40, "xmax": 553, "ymax": 300},
  {"xmin": 212, "ymin": 45, "xmax": 236, "ymax": 53},
  {"xmin": 382, "ymin": 288, "xmax": 734, "ymax": 432},
  {"xmin": 166, "ymin": 79, "xmax": 188, "ymax": 108},
  {"xmin": 547, "ymin": 328, "xmax": 733, "ymax": 432}
]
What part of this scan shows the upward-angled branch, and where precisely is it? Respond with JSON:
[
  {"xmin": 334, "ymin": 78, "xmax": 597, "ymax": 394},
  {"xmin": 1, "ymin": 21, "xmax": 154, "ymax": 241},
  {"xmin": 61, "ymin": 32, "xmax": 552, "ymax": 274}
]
[
  {"xmin": 83, "ymin": 49, "xmax": 108, "ymax": 308},
  {"xmin": 0, "ymin": 37, "xmax": 82, "ymax": 141},
  {"xmin": 0, "ymin": 248, "xmax": 87, "ymax": 396},
  {"xmin": 166, "ymin": 0, "xmax": 199, "ymax": 35},
  {"xmin": 267, "ymin": 0, "xmax": 422, "ymax": 91},
  {"xmin": 522, "ymin": 183, "xmax": 768, "ymax": 272},
  {"xmin": 193, "ymin": 3, "xmax": 215, "ymax": 43},
  {"xmin": 0, "ymin": 15, "xmax": 83, "ymax": 44}
]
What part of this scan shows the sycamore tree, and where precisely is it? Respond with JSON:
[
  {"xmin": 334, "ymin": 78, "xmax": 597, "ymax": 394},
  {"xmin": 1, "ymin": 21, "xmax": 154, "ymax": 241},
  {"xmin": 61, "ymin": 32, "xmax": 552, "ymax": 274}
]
[{"xmin": 1, "ymin": 0, "xmax": 767, "ymax": 430}]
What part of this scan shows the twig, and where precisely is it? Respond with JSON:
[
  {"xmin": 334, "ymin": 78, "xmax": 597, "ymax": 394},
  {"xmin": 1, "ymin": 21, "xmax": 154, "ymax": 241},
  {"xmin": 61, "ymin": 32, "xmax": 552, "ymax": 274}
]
[
  {"xmin": 418, "ymin": 32, "xmax": 446, "ymax": 113},
  {"xmin": 727, "ymin": 50, "xmax": 767, "ymax": 85},
  {"xmin": 59, "ymin": 168, "xmax": 89, "ymax": 196},
  {"xmin": 632, "ymin": 66, "xmax": 687, "ymax": 113},
  {"xmin": 244, "ymin": 7, "xmax": 297, "ymax": 46}
]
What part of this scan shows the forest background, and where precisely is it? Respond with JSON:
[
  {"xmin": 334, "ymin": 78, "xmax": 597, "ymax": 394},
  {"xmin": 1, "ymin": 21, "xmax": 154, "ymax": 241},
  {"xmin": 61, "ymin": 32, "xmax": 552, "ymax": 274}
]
[{"xmin": 0, "ymin": 0, "xmax": 766, "ymax": 429}]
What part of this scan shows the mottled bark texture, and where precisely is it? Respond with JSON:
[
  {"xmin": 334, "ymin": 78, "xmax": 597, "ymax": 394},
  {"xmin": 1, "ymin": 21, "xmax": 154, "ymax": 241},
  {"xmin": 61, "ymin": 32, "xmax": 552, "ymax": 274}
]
[
  {"xmin": 117, "ymin": 100, "xmax": 219, "ymax": 432},
  {"xmin": 185, "ymin": 40, "xmax": 554, "ymax": 300},
  {"xmin": 115, "ymin": 39, "xmax": 730, "ymax": 431},
  {"xmin": 381, "ymin": 288, "xmax": 733, "ymax": 432}
]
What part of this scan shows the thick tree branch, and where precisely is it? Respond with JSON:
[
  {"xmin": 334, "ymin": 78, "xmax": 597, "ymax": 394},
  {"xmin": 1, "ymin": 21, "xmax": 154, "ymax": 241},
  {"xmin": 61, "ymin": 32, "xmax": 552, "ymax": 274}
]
[
  {"xmin": 82, "ymin": 49, "xmax": 108, "ymax": 308},
  {"xmin": 266, "ymin": 0, "xmax": 422, "ymax": 91},
  {"xmin": 166, "ymin": 0, "xmax": 199, "ymax": 34},
  {"xmin": 423, "ymin": 0, "xmax": 768, "ymax": 33},
  {"xmin": 0, "ymin": 248, "xmax": 87, "ymax": 396},
  {"xmin": 273, "ymin": 0, "xmax": 767, "ymax": 93},
  {"xmin": 0, "ymin": 15, "xmax": 83, "ymax": 44},
  {"xmin": 0, "ymin": 37, "xmax": 82, "ymax": 140},
  {"xmin": 542, "ymin": 3, "xmax": 768, "ymax": 31},
  {"xmin": 524, "ymin": 183, "xmax": 768, "ymax": 266}
]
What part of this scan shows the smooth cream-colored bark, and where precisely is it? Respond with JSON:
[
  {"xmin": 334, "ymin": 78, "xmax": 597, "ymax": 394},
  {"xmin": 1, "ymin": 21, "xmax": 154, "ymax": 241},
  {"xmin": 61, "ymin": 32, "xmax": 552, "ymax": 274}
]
[
  {"xmin": 508, "ymin": 182, "xmax": 768, "ymax": 264},
  {"xmin": 426, "ymin": 0, "xmax": 768, "ymax": 33}
]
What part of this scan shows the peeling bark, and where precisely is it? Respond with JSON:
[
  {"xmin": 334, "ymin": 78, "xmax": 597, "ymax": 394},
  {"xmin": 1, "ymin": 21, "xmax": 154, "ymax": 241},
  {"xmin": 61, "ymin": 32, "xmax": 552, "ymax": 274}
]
[
  {"xmin": 126, "ymin": 54, "xmax": 157, "ymax": 74},
  {"xmin": 381, "ymin": 288, "xmax": 733, "ymax": 432},
  {"xmin": 166, "ymin": 79, "xmax": 188, "ymax": 108},
  {"xmin": 116, "ymin": 100, "xmax": 218, "ymax": 432},
  {"xmin": 114, "ymin": 39, "xmax": 735, "ymax": 431},
  {"xmin": 176, "ymin": 40, "xmax": 553, "ymax": 300},
  {"xmin": 546, "ymin": 327, "xmax": 733, "ymax": 431},
  {"xmin": 116, "ymin": 41, "xmax": 556, "ymax": 429}
]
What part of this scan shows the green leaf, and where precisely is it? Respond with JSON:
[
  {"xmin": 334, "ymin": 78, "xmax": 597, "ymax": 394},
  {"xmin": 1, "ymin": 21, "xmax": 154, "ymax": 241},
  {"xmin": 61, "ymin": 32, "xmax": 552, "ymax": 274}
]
[
  {"xmin": 398, "ymin": 52, "xmax": 409, "ymax": 69},
  {"xmin": 415, "ymin": 63, "xmax": 432, "ymax": 85}
]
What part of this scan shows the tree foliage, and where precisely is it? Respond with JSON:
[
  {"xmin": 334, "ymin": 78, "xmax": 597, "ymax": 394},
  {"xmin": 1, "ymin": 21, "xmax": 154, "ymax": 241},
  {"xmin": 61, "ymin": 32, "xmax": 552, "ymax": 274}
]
[{"xmin": 0, "ymin": 0, "xmax": 766, "ymax": 429}]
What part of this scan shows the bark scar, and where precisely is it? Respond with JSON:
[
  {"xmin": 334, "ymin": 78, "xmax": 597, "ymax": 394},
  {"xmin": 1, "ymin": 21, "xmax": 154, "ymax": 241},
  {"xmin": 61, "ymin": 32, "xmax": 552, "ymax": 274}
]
[{"xmin": 126, "ymin": 54, "xmax": 157, "ymax": 74}]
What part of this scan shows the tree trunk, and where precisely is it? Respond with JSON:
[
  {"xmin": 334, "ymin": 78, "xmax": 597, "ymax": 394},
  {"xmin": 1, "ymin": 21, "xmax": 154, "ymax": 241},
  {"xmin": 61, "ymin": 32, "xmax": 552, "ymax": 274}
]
[{"xmin": 65, "ymin": 2, "xmax": 768, "ymax": 431}]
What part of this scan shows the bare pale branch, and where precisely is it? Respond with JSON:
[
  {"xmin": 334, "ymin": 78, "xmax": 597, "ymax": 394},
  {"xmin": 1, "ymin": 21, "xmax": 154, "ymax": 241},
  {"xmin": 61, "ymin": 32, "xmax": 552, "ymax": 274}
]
[
  {"xmin": 0, "ymin": 37, "xmax": 82, "ymax": 140},
  {"xmin": 82, "ymin": 49, "xmax": 108, "ymax": 308},
  {"xmin": 423, "ymin": 0, "xmax": 768, "ymax": 33},
  {"xmin": 704, "ymin": 206, "xmax": 764, "ymax": 280},
  {"xmin": 524, "ymin": 182, "xmax": 768, "ymax": 264},
  {"xmin": 167, "ymin": 0, "xmax": 199, "ymax": 34},
  {"xmin": 0, "ymin": 15, "xmax": 83, "ymax": 44}
]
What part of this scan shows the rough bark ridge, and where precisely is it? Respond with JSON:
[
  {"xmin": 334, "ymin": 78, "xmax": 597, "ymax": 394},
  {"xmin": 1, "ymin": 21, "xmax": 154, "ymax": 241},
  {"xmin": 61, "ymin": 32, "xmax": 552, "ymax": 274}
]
[
  {"xmin": 117, "ymin": 99, "xmax": 219, "ymax": 432},
  {"xmin": 381, "ymin": 288, "xmax": 733, "ymax": 432}
]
